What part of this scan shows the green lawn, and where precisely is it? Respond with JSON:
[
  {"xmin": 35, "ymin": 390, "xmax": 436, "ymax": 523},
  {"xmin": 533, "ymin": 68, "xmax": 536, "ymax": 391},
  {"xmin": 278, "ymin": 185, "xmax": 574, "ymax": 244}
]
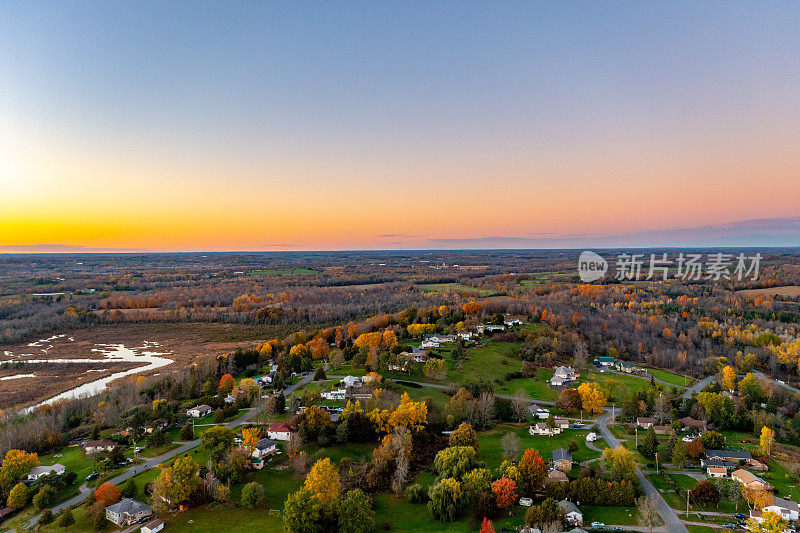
[
  {"xmin": 39, "ymin": 445, "xmax": 95, "ymax": 483},
  {"xmin": 192, "ymin": 408, "xmax": 249, "ymax": 426},
  {"xmin": 582, "ymin": 504, "xmax": 641, "ymax": 525},
  {"xmin": 448, "ymin": 341, "xmax": 521, "ymax": 384},
  {"xmin": 477, "ymin": 423, "xmax": 604, "ymax": 470},
  {"xmin": 644, "ymin": 368, "xmax": 692, "ymax": 387},
  {"xmin": 497, "ymin": 368, "xmax": 558, "ymax": 401}
]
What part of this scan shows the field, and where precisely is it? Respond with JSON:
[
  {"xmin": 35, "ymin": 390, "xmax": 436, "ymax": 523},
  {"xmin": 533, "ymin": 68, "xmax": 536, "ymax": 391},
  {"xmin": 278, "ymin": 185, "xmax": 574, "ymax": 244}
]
[
  {"xmin": 416, "ymin": 282, "xmax": 499, "ymax": 296},
  {"xmin": 645, "ymin": 368, "xmax": 692, "ymax": 387},
  {"xmin": 735, "ymin": 285, "xmax": 800, "ymax": 297},
  {"xmin": 247, "ymin": 268, "xmax": 320, "ymax": 276}
]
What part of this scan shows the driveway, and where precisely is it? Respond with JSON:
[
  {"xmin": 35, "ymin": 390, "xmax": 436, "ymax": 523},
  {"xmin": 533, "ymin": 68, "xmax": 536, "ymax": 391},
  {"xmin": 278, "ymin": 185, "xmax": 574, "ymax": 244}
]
[{"xmin": 682, "ymin": 376, "xmax": 714, "ymax": 399}]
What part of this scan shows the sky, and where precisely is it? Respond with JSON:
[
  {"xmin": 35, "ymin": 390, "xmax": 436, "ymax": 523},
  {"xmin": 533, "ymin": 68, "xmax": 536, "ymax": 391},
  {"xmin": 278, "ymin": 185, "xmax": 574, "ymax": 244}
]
[{"xmin": 1, "ymin": 2, "xmax": 799, "ymax": 251}]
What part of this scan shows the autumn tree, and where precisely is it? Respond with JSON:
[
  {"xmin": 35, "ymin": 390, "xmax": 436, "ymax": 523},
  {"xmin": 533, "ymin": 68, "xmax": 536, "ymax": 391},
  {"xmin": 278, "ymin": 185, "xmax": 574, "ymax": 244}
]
[
  {"xmin": 686, "ymin": 439, "xmax": 705, "ymax": 459},
  {"xmin": 95, "ymin": 482, "xmax": 121, "ymax": 506},
  {"xmin": 449, "ymin": 422, "xmax": 479, "ymax": 449},
  {"xmin": 480, "ymin": 517, "xmax": 495, "ymax": 533},
  {"xmin": 433, "ymin": 446, "xmax": 477, "ymax": 480},
  {"xmin": 423, "ymin": 358, "xmax": 447, "ymax": 381},
  {"xmin": 602, "ymin": 446, "xmax": 636, "ymax": 480},
  {"xmin": 747, "ymin": 511, "xmax": 788, "ymax": 533},
  {"xmin": 577, "ymin": 382, "xmax": 607, "ymax": 414},
  {"xmin": 721, "ymin": 365, "xmax": 736, "ymax": 392},
  {"xmin": 555, "ymin": 388, "xmax": 583, "ymax": 414},
  {"xmin": 461, "ymin": 468, "xmax": 492, "ymax": 506},
  {"xmin": 0, "ymin": 450, "xmax": 39, "ymax": 496},
  {"xmin": 7, "ymin": 482, "xmax": 29, "ymax": 509},
  {"xmin": 304, "ymin": 457, "xmax": 341, "ymax": 511},
  {"xmin": 151, "ymin": 455, "xmax": 202, "ymax": 511},
  {"xmin": 760, "ymin": 426, "xmax": 774, "ymax": 457},
  {"xmin": 491, "ymin": 477, "xmax": 518, "ymax": 509},
  {"xmin": 202, "ymin": 425, "xmax": 235, "ymax": 461},
  {"xmin": 219, "ymin": 373, "xmax": 235, "ymax": 394},
  {"xmin": 241, "ymin": 427, "xmax": 260, "ymax": 452},
  {"xmin": 690, "ymin": 480, "xmax": 720, "ymax": 506},
  {"xmin": 518, "ymin": 448, "xmax": 547, "ymax": 493}
]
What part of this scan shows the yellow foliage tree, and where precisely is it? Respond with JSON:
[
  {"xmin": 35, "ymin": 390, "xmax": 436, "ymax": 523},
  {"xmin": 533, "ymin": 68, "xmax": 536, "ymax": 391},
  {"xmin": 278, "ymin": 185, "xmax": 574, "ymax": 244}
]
[
  {"xmin": 747, "ymin": 510, "xmax": 787, "ymax": 533},
  {"xmin": 242, "ymin": 427, "xmax": 260, "ymax": 452},
  {"xmin": 722, "ymin": 365, "xmax": 736, "ymax": 392},
  {"xmin": 760, "ymin": 426, "xmax": 774, "ymax": 458},
  {"xmin": 303, "ymin": 458, "xmax": 340, "ymax": 510},
  {"xmin": 388, "ymin": 393, "xmax": 428, "ymax": 433},
  {"xmin": 577, "ymin": 382, "xmax": 607, "ymax": 414}
]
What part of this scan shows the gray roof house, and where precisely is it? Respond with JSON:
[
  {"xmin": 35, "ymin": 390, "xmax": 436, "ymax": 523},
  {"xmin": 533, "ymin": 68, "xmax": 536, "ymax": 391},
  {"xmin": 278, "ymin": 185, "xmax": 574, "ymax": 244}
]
[
  {"xmin": 704, "ymin": 449, "xmax": 752, "ymax": 462},
  {"xmin": 105, "ymin": 498, "xmax": 152, "ymax": 526}
]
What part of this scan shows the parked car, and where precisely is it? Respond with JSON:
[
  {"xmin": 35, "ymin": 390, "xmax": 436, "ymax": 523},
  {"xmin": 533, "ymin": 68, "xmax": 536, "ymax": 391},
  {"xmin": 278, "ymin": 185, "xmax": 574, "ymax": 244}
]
[
  {"xmin": 733, "ymin": 513, "xmax": 747, "ymax": 519},
  {"xmin": 86, "ymin": 472, "xmax": 99, "ymax": 481},
  {"xmin": 586, "ymin": 432, "xmax": 598, "ymax": 442},
  {"xmin": 591, "ymin": 522, "xmax": 605, "ymax": 529},
  {"xmin": 519, "ymin": 497, "xmax": 533, "ymax": 507}
]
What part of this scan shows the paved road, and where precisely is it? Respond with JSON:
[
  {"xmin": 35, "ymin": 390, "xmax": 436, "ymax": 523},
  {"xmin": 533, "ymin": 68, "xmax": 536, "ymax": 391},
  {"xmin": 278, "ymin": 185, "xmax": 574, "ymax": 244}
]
[
  {"xmin": 682, "ymin": 375, "xmax": 714, "ymax": 399},
  {"xmin": 23, "ymin": 372, "xmax": 317, "ymax": 529},
  {"xmin": 596, "ymin": 408, "xmax": 689, "ymax": 533},
  {"xmin": 753, "ymin": 371, "xmax": 800, "ymax": 394}
]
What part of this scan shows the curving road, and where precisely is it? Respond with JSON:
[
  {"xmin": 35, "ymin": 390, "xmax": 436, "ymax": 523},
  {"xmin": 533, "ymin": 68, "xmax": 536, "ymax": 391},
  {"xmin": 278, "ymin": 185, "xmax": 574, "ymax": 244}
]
[
  {"xmin": 682, "ymin": 375, "xmax": 714, "ymax": 399},
  {"xmin": 596, "ymin": 408, "xmax": 689, "ymax": 533}
]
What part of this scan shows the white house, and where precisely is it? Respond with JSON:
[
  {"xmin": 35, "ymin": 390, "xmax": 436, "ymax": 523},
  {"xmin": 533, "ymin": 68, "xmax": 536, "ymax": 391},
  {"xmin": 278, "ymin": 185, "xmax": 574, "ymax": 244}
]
[
  {"xmin": 186, "ymin": 404, "xmax": 213, "ymax": 418},
  {"xmin": 321, "ymin": 387, "xmax": 347, "ymax": 401},
  {"xmin": 140, "ymin": 518, "xmax": 165, "ymax": 533},
  {"xmin": 504, "ymin": 318, "xmax": 523, "ymax": 327},
  {"xmin": 529, "ymin": 404, "xmax": 551, "ymax": 419},
  {"xmin": 268, "ymin": 422, "xmax": 293, "ymax": 441},
  {"xmin": 477, "ymin": 324, "xmax": 506, "ymax": 334},
  {"xmin": 530, "ymin": 422, "xmax": 562, "ymax": 437},
  {"xmin": 84, "ymin": 439, "xmax": 117, "ymax": 454},
  {"xmin": 636, "ymin": 417, "xmax": 655, "ymax": 429},
  {"xmin": 27, "ymin": 464, "xmax": 65, "ymax": 481},
  {"xmin": 706, "ymin": 466, "xmax": 727, "ymax": 478},
  {"xmin": 420, "ymin": 340, "xmax": 440, "ymax": 349},
  {"xmin": 252, "ymin": 438, "xmax": 278, "ymax": 459},
  {"xmin": 759, "ymin": 496, "xmax": 800, "ymax": 522},
  {"xmin": 554, "ymin": 366, "xmax": 577, "ymax": 381},
  {"xmin": 224, "ymin": 394, "xmax": 236, "ymax": 404},
  {"xmin": 340, "ymin": 376, "xmax": 361, "ymax": 388},
  {"xmin": 558, "ymin": 500, "xmax": 583, "ymax": 526},
  {"xmin": 105, "ymin": 498, "xmax": 152, "ymax": 526}
]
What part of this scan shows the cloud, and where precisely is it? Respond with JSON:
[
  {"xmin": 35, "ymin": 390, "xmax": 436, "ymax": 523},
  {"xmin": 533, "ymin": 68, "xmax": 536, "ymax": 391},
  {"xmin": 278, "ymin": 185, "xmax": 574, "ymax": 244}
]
[
  {"xmin": 0, "ymin": 244, "xmax": 149, "ymax": 253},
  {"xmin": 427, "ymin": 217, "xmax": 800, "ymax": 249},
  {"xmin": 375, "ymin": 234, "xmax": 420, "ymax": 239},
  {"xmin": 261, "ymin": 244, "xmax": 300, "ymax": 248}
]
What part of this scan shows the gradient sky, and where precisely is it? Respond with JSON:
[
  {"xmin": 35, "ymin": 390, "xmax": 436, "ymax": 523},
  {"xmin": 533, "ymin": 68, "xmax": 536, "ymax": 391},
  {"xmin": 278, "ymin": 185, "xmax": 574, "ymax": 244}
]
[{"xmin": 1, "ymin": 2, "xmax": 799, "ymax": 251}]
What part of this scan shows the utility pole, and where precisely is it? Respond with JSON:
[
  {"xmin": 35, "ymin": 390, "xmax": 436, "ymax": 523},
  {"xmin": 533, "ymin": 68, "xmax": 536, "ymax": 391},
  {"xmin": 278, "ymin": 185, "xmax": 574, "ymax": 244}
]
[
  {"xmin": 612, "ymin": 403, "xmax": 615, "ymax": 424},
  {"xmin": 655, "ymin": 452, "xmax": 659, "ymax": 474},
  {"xmin": 635, "ymin": 425, "xmax": 638, "ymax": 449},
  {"xmin": 686, "ymin": 489, "xmax": 690, "ymax": 517}
]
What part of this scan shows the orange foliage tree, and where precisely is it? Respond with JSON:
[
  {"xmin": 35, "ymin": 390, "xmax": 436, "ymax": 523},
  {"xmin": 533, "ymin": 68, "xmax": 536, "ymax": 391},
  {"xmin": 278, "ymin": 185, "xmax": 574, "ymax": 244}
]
[
  {"xmin": 95, "ymin": 482, "xmax": 122, "ymax": 506},
  {"xmin": 491, "ymin": 477, "xmax": 518, "ymax": 509}
]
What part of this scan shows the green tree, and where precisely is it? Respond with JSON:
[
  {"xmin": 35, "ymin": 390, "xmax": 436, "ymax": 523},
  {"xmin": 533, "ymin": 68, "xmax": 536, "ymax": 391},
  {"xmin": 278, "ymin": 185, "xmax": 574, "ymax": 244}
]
[
  {"xmin": 179, "ymin": 423, "xmax": 194, "ymax": 441},
  {"xmin": 121, "ymin": 478, "xmax": 137, "ymax": 499},
  {"xmin": 283, "ymin": 487, "xmax": 324, "ymax": 533},
  {"xmin": 427, "ymin": 477, "xmax": 462, "ymax": 522},
  {"xmin": 151, "ymin": 455, "xmax": 202, "ymax": 510},
  {"xmin": 33, "ymin": 485, "xmax": 56, "ymax": 510},
  {"xmin": 671, "ymin": 440, "xmax": 688, "ymax": 468},
  {"xmin": 57, "ymin": 508, "xmax": 75, "ymax": 527},
  {"xmin": 201, "ymin": 425, "xmax": 235, "ymax": 460},
  {"xmin": 461, "ymin": 468, "xmax": 492, "ymax": 506},
  {"xmin": 7, "ymin": 482, "xmax": 29, "ymax": 509},
  {"xmin": 338, "ymin": 488, "xmax": 375, "ymax": 533},
  {"xmin": 240, "ymin": 482, "xmax": 265, "ymax": 509},
  {"xmin": 699, "ymin": 431, "xmax": 725, "ymax": 450},
  {"xmin": 524, "ymin": 498, "xmax": 564, "ymax": 529},
  {"xmin": 433, "ymin": 446, "xmax": 476, "ymax": 480},
  {"xmin": 639, "ymin": 427, "xmax": 658, "ymax": 460}
]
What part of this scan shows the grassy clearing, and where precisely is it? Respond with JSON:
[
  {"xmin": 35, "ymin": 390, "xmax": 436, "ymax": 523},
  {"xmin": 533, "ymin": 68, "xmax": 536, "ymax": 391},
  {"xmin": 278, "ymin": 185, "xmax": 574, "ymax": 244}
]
[
  {"xmin": 497, "ymin": 368, "xmax": 558, "ymax": 401},
  {"xmin": 449, "ymin": 341, "xmax": 520, "ymax": 384},
  {"xmin": 478, "ymin": 423, "xmax": 603, "ymax": 470},
  {"xmin": 645, "ymin": 368, "xmax": 692, "ymax": 387},
  {"xmin": 247, "ymin": 268, "xmax": 320, "ymax": 276},
  {"xmin": 582, "ymin": 504, "xmax": 641, "ymax": 525},
  {"xmin": 417, "ymin": 282, "xmax": 499, "ymax": 296}
]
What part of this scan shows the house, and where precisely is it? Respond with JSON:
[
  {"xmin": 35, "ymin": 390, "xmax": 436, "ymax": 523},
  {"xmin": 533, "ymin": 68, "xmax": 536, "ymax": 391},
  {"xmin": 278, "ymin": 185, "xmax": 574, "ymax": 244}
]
[
  {"xmin": 504, "ymin": 318, "xmax": 523, "ymax": 327},
  {"xmin": 411, "ymin": 352, "xmax": 429, "ymax": 363},
  {"xmin": 677, "ymin": 417, "xmax": 705, "ymax": 431},
  {"xmin": 455, "ymin": 331, "xmax": 474, "ymax": 341},
  {"xmin": 224, "ymin": 394, "xmax": 236, "ymax": 404},
  {"xmin": 760, "ymin": 496, "xmax": 800, "ymax": 522},
  {"xmin": 84, "ymin": 439, "xmax": 117, "ymax": 454},
  {"xmin": 549, "ymin": 376, "xmax": 566, "ymax": 387},
  {"xmin": 553, "ymin": 419, "xmax": 570, "ymax": 430},
  {"xmin": 744, "ymin": 459, "xmax": 769, "ymax": 471},
  {"xmin": 597, "ymin": 356, "xmax": 615, "ymax": 367},
  {"xmin": 267, "ymin": 422, "xmax": 293, "ymax": 441},
  {"xmin": 477, "ymin": 324, "xmax": 506, "ymax": 334},
  {"xmin": 251, "ymin": 457, "xmax": 265, "ymax": 470},
  {"xmin": 140, "ymin": 518, "xmax": 165, "ymax": 533},
  {"xmin": 732, "ymin": 469, "xmax": 773, "ymax": 492},
  {"xmin": 636, "ymin": 417, "xmax": 656, "ymax": 429},
  {"xmin": 528, "ymin": 404, "xmax": 551, "ymax": 419},
  {"xmin": 144, "ymin": 420, "xmax": 168, "ymax": 434},
  {"xmin": 321, "ymin": 387, "xmax": 347, "ymax": 401},
  {"xmin": 186, "ymin": 404, "xmax": 213, "ymax": 418},
  {"xmin": 105, "ymin": 498, "xmax": 152, "ymax": 526},
  {"xmin": 252, "ymin": 438, "xmax": 278, "ymax": 459},
  {"xmin": 553, "ymin": 448, "xmax": 573, "ymax": 471},
  {"xmin": 558, "ymin": 500, "xmax": 583, "ymax": 526},
  {"xmin": 27, "ymin": 463, "xmax": 65, "ymax": 480},
  {"xmin": 706, "ymin": 466, "xmax": 728, "ymax": 478},
  {"xmin": 420, "ymin": 340, "xmax": 440, "ymax": 349},
  {"xmin": 615, "ymin": 360, "xmax": 636, "ymax": 373},
  {"xmin": 653, "ymin": 425, "xmax": 674, "ymax": 436},
  {"xmin": 547, "ymin": 470, "xmax": 569, "ymax": 484},
  {"xmin": 700, "ymin": 458, "xmax": 734, "ymax": 471},
  {"xmin": 530, "ymin": 422, "xmax": 562, "ymax": 437},
  {"xmin": 554, "ymin": 366, "xmax": 577, "ymax": 381},
  {"xmin": 705, "ymin": 450, "xmax": 752, "ymax": 463},
  {"xmin": 340, "ymin": 375, "xmax": 361, "ymax": 388}
]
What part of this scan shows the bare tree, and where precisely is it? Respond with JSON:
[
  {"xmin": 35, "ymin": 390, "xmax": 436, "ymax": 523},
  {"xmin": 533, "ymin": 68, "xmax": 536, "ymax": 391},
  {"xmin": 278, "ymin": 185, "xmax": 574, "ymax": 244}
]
[
  {"xmin": 636, "ymin": 495, "xmax": 661, "ymax": 533},
  {"xmin": 501, "ymin": 432, "xmax": 521, "ymax": 461}
]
